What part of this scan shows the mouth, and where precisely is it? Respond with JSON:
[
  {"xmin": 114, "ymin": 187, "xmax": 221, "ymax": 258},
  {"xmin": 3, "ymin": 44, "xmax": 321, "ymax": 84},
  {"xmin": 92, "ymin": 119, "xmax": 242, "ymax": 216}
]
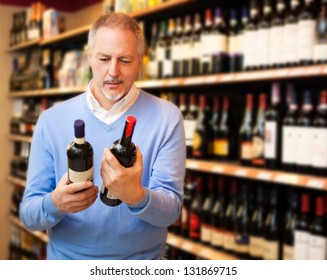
[{"xmin": 104, "ymin": 79, "xmax": 123, "ymax": 87}]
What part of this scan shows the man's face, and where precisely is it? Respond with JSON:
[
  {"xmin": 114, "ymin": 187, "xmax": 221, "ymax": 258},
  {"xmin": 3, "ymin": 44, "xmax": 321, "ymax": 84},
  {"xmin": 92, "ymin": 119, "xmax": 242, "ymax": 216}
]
[{"xmin": 88, "ymin": 27, "xmax": 141, "ymax": 104}]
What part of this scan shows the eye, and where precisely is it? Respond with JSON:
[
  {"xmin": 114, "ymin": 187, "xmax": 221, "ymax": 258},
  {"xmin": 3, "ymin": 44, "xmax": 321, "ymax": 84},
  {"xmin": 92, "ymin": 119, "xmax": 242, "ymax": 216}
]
[
  {"xmin": 99, "ymin": 58, "xmax": 109, "ymax": 62},
  {"xmin": 120, "ymin": 59, "xmax": 131, "ymax": 64}
]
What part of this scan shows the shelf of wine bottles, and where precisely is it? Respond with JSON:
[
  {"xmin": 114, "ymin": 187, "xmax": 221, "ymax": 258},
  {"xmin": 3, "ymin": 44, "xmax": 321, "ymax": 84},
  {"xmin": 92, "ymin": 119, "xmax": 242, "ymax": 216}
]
[
  {"xmin": 186, "ymin": 159, "xmax": 327, "ymax": 190},
  {"xmin": 173, "ymin": 171, "xmax": 327, "ymax": 260}
]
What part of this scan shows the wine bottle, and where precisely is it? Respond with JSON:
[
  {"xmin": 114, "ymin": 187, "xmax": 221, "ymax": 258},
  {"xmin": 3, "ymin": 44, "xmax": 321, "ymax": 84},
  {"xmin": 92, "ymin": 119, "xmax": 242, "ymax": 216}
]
[
  {"xmin": 100, "ymin": 116, "xmax": 137, "ymax": 207},
  {"xmin": 252, "ymin": 93, "xmax": 266, "ymax": 167},
  {"xmin": 257, "ymin": 0, "xmax": 272, "ymax": 70},
  {"xmin": 314, "ymin": 0, "xmax": 327, "ymax": 64},
  {"xmin": 298, "ymin": 0, "xmax": 316, "ymax": 65},
  {"xmin": 240, "ymin": 94, "xmax": 253, "ymax": 166},
  {"xmin": 200, "ymin": 175, "xmax": 215, "ymax": 245},
  {"xmin": 190, "ymin": 13, "xmax": 202, "ymax": 76},
  {"xmin": 283, "ymin": 0, "xmax": 301, "ymax": 67},
  {"xmin": 264, "ymin": 82, "xmax": 282, "ymax": 170},
  {"xmin": 193, "ymin": 95, "xmax": 212, "ymax": 159},
  {"xmin": 249, "ymin": 184, "xmax": 266, "ymax": 260},
  {"xmin": 244, "ymin": 0, "xmax": 259, "ymax": 70},
  {"xmin": 282, "ymin": 84, "xmax": 298, "ymax": 172},
  {"xmin": 294, "ymin": 193, "xmax": 311, "ymax": 260},
  {"xmin": 311, "ymin": 90, "xmax": 327, "ymax": 176},
  {"xmin": 184, "ymin": 94, "xmax": 198, "ymax": 158},
  {"xmin": 269, "ymin": 0, "xmax": 286, "ymax": 68},
  {"xmin": 214, "ymin": 96, "xmax": 230, "ymax": 160},
  {"xmin": 223, "ymin": 179, "xmax": 238, "ymax": 253},
  {"xmin": 210, "ymin": 177, "xmax": 226, "ymax": 249},
  {"xmin": 237, "ymin": 7, "xmax": 249, "ymax": 72},
  {"xmin": 262, "ymin": 187, "xmax": 280, "ymax": 260},
  {"xmin": 308, "ymin": 197, "xmax": 327, "ymax": 260},
  {"xmin": 201, "ymin": 9, "xmax": 213, "ymax": 75},
  {"xmin": 163, "ymin": 18, "xmax": 174, "ymax": 79},
  {"xmin": 172, "ymin": 17, "xmax": 183, "ymax": 78},
  {"xmin": 181, "ymin": 172, "xmax": 195, "ymax": 238},
  {"xmin": 67, "ymin": 119, "xmax": 94, "ymax": 185},
  {"xmin": 212, "ymin": 7, "xmax": 228, "ymax": 74},
  {"xmin": 235, "ymin": 183, "xmax": 251, "ymax": 259},
  {"xmin": 282, "ymin": 190, "xmax": 299, "ymax": 260},
  {"xmin": 296, "ymin": 90, "xmax": 314, "ymax": 174},
  {"xmin": 189, "ymin": 176, "xmax": 204, "ymax": 241},
  {"xmin": 156, "ymin": 20, "xmax": 167, "ymax": 79},
  {"xmin": 181, "ymin": 15, "xmax": 192, "ymax": 77}
]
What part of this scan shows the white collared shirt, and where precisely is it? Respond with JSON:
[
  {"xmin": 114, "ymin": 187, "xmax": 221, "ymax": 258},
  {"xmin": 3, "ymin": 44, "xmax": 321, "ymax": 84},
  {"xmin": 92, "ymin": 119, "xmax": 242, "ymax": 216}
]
[{"xmin": 86, "ymin": 80, "xmax": 140, "ymax": 124}]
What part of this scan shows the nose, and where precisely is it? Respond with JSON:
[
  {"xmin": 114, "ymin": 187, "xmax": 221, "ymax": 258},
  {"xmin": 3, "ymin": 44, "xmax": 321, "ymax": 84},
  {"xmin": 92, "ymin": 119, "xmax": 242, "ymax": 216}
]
[{"xmin": 108, "ymin": 59, "xmax": 119, "ymax": 78}]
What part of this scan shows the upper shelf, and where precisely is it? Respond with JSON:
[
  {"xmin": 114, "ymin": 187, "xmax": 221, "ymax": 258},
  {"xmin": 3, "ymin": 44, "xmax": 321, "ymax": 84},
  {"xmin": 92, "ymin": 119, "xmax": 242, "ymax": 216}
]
[
  {"xmin": 8, "ymin": 64, "xmax": 327, "ymax": 97},
  {"xmin": 186, "ymin": 159, "xmax": 327, "ymax": 191},
  {"xmin": 137, "ymin": 64, "xmax": 327, "ymax": 88},
  {"xmin": 6, "ymin": 0, "xmax": 194, "ymax": 52}
]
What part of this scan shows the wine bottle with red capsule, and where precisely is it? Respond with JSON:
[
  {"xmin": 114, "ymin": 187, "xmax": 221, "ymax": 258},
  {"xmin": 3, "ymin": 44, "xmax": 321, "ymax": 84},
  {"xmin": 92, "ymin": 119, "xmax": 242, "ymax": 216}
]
[{"xmin": 101, "ymin": 116, "xmax": 137, "ymax": 207}]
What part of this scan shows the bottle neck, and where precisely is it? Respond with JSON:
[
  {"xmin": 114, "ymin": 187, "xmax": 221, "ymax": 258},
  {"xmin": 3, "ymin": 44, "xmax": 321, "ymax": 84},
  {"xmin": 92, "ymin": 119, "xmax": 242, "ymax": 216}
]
[{"xmin": 121, "ymin": 118, "xmax": 136, "ymax": 146}]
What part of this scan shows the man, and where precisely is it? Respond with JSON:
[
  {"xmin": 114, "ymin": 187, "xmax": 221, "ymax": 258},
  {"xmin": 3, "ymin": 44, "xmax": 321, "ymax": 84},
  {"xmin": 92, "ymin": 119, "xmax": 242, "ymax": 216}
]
[{"xmin": 19, "ymin": 13, "xmax": 186, "ymax": 260}]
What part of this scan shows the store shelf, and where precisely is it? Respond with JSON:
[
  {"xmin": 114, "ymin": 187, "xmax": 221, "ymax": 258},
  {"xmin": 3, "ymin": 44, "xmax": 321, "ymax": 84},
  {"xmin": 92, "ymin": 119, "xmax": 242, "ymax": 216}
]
[
  {"xmin": 136, "ymin": 64, "xmax": 327, "ymax": 89},
  {"xmin": 7, "ymin": 176, "xmax": 26, "ymax": 188},
  {"xmin": 186, "ymin": 159, "xmax": 327, "ymax": 190},
  {"xmin": 129, "ymin": 0, "xmax": 194, "ymax": 18},
  {"xmin": 167, "ymin": 233, "xmax": 238, "ymax": 260},
  {"xmin": 8, "ymin": 86, "xmax": 86, "ymax": 98},
  {"xmin": 6, "ymin": 39, "xmax": 41, "ymax": 52},
  {"xmin": 9, "ymin": 215, "xmax": 49, "ymax": 243},
  {"xmin": 8, "ymin": 134, "xmax": 32, "ymax": 143}
]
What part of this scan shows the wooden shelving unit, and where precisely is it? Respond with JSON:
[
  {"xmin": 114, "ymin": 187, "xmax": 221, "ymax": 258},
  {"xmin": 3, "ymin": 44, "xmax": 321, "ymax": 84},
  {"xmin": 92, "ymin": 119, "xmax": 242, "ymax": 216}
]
[
  {"xmin": 167, "ymin": 233, "xmax": 238, "ymax": 260},
  {"xmin": 186, "ymin": 159, "xmax": 327, "ymax": 190},
  {"xmin": 9, "ymin": 215, "xmax": 49, "ymax": 243},
  {"xmin": 9, "ymin": 86, "xmax": 86, "ymax": 98}
]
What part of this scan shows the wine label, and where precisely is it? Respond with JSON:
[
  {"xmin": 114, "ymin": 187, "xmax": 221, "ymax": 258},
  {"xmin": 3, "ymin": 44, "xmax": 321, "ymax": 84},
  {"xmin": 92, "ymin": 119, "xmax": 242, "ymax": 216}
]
[
  {"xmin": 184, "ymin": 119, "xmax": 197, "ymax": 147},
  {"xmin": 262, "ymin": 240, "xmax": 279, "ymax": 260},
  {"xmin": 264, "ymin": 121, "xmax": 277, "ymax": 159},
  {"xmin": 308, "ymin": 234, "xmax": 327, "ymax": 260},
  {"xmin": 228, "ymin": 35, "xmax": 240, "ymax": 55},
  {"xmin": 270, "ymin": 26, "xmax": 284, "ymax": 65},
  {"xmin": 296, "ymin": 127, "xmax": 313, "ymax": 166},
  {"xmin": 256, "ymin": 28, "xmax": 270, "ymax": 66},
  {"xmin": 241, "ymin": 141, "xmax": 252, "ymax": 160},
  {"xmin": 252, "ymin": 136, "xmax": 264, "ymax": 159},
  {"xmin": 298, "ymin": 20, "xmax": 315, "ymax": 61},
  {"xmin": 244, "ymin": 30, "xmax": 257, "ymax": 68},
  {"xmin": 223, "ymin": 231, "xmax": 235, "ymax": 251},
  {"xmin": 68, "ymin": 167, "xmax": 93, "ymax": 183},
  {"xmin": 163, "ymin": 59, "xmax": 172, "ymax": 77},
  {"xmin": 101, "ymin": 183, "xmax": 117, "ymax": 199},
  {"xmin": 294, "ymin": 230, "xmax": 309, "ymax": 260},
  {"xmin": 211, "ymin": 34, "xmax": 227, "ymax": 54},
  {"xmin": 282, "ymin": 126, "xmax": 297, "ymax": 164},
  {"xmin": 189, "ymin": 212, "xmax": 200, "ymax": 239},
  {"xmin": 181, "ymin": 206, "xmax": 189, "ymax": 231},
  {"xmin": 211, "ymin": 227, "xmax": 224, "ymax": 247},
  {"xmin": 314, "ymin": 44, "xmax": 327, "ymax": 62},
  {"xmin": 311, "ymin": 128, "xmax": 327, "ymax": 168},
  {"xmin": 200, "ymin": 223, "xmax": 212, "ymax": 243},
  {"xmin": 283, "ymin": 244, "xmax": 294, "ymax": 260},
  {"xmin": 156, "ymin": 46, "xmax": 165, "ymax": 61},
  {"xmin": 235, "ymin": 234, "xmax": 249, "ymax": 253},
  {"xmin": 74, "ymin": 137, "xmax": 85, "ymax": 144},
  {"xmin": 249, "ymin": 236, "xmax": 264, "ymax": 258},
  {"xmin": 284, "ymin": 23, "xmax": 298, "ymax": 63},
  {"xmin": 214, "ymin": 139, "xmax": 229, "ymax": 156}
]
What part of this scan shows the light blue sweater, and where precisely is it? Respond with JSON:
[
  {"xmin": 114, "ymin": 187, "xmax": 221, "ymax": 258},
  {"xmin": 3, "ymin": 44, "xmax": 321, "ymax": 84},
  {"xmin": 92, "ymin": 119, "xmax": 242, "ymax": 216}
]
[{"xmin": 19, "ymin": 90, "xmax": 186, "ymax": 259}]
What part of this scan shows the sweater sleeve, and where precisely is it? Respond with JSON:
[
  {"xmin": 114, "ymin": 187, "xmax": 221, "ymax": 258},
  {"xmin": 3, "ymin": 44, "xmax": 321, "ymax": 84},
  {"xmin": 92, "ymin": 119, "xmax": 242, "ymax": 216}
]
[
  {"xmin": 19, "ymin": 114, "xmax": 65, "ymax": 231},
  {"xmin": 128, "ymin": 109, "xmax": 186, "ymax": 227}
]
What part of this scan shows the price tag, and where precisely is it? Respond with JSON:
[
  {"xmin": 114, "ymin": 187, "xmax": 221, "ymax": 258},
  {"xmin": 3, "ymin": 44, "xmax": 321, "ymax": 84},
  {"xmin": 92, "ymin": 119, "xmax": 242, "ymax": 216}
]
[
  {"xmin": 220, "ymin": 74, "xmax": 233, "ymax": 82},
  {"xmin": 186, "ymin": 161, "xmax": 199, "ymax": 170},
  {"xmin": 289, "ymin": 68, "xmax": 304, "ymax": 76},
  {"xmin": 181, "ymin": 242, "xmax": 194, "ymax": 252},
  {"xmin": 234, "ymin": 169, "xmax": 248, "ymax": 177},
  {"xmin": 199, "ymin": 248, "xmax": 212, "ymax": 260},
  {"xmin": 305, "ymin": 66, "xmax": 321, "ymax": 75},
  {"xmin": 258, "ymin": 71, "xmax": 272, "ymax": 79},
  {"xmin": 275, "ymin": 174, "xmax": 299, "ymax": 184},
  {"xmin": 184, "ymin": 77, "xmax": 204, "ymax": 85},
  {"xmin": 256, "ymin": 172, "xmax": 272, "ymax": 181},
  {"xmin": 306, "ymin": 179, "xmax": 325, "ymax": 190},
  {"xmin": 205, "ymin": 75, "xmax": 219, "ymax": 83},
  {"xmin": 274, "ymin": 69, "xmax": 289, "ymax": 77},
  {"xmin": 211, "ymin": 165, "xmax": 225, "ymax": 173}
]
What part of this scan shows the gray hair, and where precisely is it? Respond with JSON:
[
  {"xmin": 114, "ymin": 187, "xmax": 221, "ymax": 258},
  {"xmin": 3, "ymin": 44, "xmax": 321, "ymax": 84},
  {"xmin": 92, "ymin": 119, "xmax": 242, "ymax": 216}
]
[{"xmin": 88, "ymin": 12, "xmax": 144, "ymax": 60}]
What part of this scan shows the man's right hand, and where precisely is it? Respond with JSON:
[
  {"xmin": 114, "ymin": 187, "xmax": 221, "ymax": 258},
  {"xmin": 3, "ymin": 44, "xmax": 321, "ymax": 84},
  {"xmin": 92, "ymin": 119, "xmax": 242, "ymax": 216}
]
[{"xmin": 51, "ymin": 172, "xmax": 98, "ymax": 213}]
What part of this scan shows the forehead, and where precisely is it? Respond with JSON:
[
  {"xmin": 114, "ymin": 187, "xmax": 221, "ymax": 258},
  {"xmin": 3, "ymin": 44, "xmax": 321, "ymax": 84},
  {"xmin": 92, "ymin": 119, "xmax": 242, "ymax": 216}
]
[{"xmin": 94, "ymin": 27, "xmax": 137, "ymax": 51}]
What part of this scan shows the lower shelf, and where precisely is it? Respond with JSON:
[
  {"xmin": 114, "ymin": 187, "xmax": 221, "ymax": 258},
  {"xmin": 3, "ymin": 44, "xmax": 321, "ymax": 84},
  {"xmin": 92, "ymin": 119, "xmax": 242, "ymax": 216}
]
[{"xmin": 166, "ymin": 232, "xmax": 238, "ymax": 260}]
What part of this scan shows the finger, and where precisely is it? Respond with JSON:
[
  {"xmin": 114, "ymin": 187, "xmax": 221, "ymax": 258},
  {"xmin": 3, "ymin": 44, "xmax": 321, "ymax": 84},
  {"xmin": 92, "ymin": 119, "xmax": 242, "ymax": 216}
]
[
  {"xmin": 134, "ymin": 145, "xmax": 143, "ymax": 167},
  {"xmin": 68, "ymin": 180, "xmax": 94, "ymax": 193}
]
